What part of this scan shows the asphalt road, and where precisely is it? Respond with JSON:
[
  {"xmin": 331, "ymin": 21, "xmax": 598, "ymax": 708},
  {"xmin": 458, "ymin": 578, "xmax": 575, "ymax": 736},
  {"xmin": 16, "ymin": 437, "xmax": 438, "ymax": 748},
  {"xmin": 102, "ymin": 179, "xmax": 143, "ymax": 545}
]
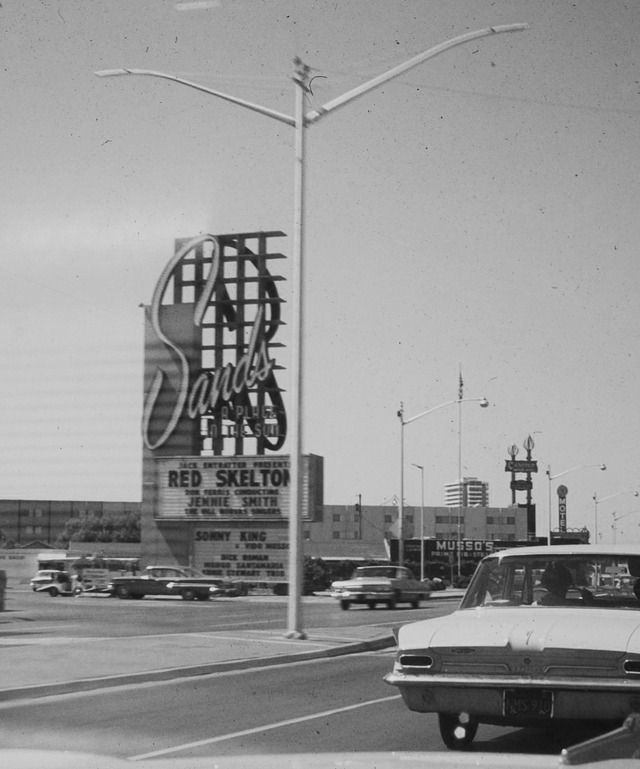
[
  {"xmin": 0, "ymin": 642, "xmax": 603, "ymax": 760},
  {"xmin": 7, "ymin": 588, "xmax": 460, "ymax": 638}
]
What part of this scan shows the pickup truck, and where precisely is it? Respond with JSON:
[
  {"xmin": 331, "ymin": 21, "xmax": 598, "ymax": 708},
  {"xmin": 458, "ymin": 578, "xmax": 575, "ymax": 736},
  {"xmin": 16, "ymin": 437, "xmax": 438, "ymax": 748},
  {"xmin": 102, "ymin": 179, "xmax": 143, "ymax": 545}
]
[
  {"xmin": 330, "ymin": 565, "xmax": 431, "ymax": 610},
  {"xmin": 108, "ymin": 566, "xmax": 224, "ymax": 601}
]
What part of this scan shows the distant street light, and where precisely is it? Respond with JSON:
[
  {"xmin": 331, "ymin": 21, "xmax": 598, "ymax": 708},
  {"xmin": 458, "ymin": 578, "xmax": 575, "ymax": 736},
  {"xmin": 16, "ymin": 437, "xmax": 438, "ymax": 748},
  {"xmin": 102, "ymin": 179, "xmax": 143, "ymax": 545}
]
[
  {"xmin": 398, "ymin": 397, "xmax": 489, "ymax": 568},
  {"xmin": 546, "ymin": 464, "xmax": 606, "ymax": 543},
  {"xmin": 594, "ymin": 490, "xmax": 639, "ymax": 544},
  {"xmin": 611, "ymin": 504, "xmax": 640, "ymax": 543},
  {"xmin": 95, "ymin": 23, "xmax": 526, "ymax": 640},
  {"xmin": 411, "ymin": 463, "xmax": 425, "ymax": 581}
]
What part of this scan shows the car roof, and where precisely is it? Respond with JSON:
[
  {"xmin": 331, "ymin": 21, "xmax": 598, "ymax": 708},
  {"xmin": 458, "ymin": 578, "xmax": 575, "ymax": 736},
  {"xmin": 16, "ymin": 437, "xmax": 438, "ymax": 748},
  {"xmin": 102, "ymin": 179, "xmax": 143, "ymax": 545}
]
[{"xmin": 486, "ymin": 543, "xmax": 640, "ymax": 559}]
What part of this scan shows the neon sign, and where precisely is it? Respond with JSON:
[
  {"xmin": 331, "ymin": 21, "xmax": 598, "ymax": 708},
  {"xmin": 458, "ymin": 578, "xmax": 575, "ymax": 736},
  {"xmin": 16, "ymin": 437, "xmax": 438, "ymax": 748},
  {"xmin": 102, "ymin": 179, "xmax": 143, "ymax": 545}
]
[{"xmin": 143, "ymin": 232, "xmax": 287, "ymax": 453}]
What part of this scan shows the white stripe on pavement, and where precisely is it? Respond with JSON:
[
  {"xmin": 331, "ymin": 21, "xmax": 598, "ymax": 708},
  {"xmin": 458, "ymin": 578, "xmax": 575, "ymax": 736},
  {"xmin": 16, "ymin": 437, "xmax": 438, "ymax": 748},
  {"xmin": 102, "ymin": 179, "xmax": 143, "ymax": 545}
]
[{"xmin": 128, "ymin": 694, "xmax": 401, "ymax": 760}]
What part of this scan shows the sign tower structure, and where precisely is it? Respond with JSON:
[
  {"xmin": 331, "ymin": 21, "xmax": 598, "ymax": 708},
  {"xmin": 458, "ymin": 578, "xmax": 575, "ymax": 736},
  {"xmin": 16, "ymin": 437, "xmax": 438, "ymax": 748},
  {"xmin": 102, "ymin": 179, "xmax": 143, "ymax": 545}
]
[
  {"xmin": 505, "ymin": 435, "xmax": 538, "ymax": 539},
  {"xmin": 140, "ymin": 232, "xmax": 323, "ymax": 581}
]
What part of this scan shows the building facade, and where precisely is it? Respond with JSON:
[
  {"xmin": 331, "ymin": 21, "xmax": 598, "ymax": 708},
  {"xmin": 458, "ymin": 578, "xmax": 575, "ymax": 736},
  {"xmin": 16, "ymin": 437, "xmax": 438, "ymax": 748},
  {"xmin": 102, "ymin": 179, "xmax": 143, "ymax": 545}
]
[
  {"xmin": 0, "ymin": 499, "xmax": 529, "ymax": 561},
  {"xmin": 0, "ymin": 499, "xmax": 139, "ymax": 547},
  {"xmin": 444, "ymin": 477, "xmax": 489, "ymax": 507}
]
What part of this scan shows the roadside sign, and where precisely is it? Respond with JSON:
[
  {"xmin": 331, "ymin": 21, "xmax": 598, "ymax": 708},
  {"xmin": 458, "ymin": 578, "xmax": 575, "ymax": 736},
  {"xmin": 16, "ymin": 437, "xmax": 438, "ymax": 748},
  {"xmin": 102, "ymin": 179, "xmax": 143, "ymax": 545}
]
[
  {"xmin": 511, "ymin": 479, "xmax": 533, "ymax": 491},
  {"xmin": 505, "ymin": 459, "xmax": 538, "ymax": 473}
]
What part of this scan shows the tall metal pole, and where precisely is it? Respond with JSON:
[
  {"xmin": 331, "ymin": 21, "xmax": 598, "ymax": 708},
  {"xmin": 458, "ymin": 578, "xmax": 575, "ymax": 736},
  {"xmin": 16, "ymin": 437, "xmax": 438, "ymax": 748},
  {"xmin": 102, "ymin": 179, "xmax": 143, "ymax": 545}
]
[
  {"xmin": 457, "ymin": 397, "xmax": 462, "ymax": 578},
  {"xmin": 412, "ymin": 463, "xmax": 425, "ymax": 581},
  {"xmin": 286, "ymin": 59, "xmax": 309, "ymax": 638},
  {"xmin": 398, "ymin": 404, "xmax": 405, "ymax": 567}
]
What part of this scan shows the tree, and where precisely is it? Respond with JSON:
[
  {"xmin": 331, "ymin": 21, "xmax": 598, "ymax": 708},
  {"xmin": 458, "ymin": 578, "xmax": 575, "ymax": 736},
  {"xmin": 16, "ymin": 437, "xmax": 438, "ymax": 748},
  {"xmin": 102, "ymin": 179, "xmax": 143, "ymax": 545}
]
[{"xmin": 55, "ymin": 510, "xmax": 140, "ymax": 547}]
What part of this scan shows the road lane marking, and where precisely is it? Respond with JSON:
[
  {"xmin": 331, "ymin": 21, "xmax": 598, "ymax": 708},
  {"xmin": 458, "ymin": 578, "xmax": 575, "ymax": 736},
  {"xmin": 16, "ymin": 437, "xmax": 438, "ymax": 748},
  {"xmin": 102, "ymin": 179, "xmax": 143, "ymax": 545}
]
[{"xmin": 128, "ymin": 694, "xmax": 401, "ymax": 760}]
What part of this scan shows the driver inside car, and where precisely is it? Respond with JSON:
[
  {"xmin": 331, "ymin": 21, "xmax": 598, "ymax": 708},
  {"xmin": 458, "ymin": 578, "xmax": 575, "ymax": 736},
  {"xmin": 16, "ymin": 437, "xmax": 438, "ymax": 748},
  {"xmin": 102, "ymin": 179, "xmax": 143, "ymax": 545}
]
[{"xmin": 536, "ymin": 562, "xmax": 573, "ymax": 605}]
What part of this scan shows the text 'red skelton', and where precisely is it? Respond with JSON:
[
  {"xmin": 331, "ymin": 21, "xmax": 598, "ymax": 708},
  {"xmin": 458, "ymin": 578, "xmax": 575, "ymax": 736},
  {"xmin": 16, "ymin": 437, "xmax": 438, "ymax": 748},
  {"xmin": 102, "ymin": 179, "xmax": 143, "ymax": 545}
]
[{"xmin": 142, "ymin": 232, "xmax": 287, "ymax": 456}]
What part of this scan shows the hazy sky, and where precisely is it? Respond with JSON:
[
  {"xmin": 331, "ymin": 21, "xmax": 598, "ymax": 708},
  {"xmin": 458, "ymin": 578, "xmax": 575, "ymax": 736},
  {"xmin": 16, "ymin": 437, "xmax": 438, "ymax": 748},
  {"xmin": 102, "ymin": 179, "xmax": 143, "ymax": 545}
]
[{"xmin": 1, "ymin": 0, "xmax": 639, "ymax": 542}]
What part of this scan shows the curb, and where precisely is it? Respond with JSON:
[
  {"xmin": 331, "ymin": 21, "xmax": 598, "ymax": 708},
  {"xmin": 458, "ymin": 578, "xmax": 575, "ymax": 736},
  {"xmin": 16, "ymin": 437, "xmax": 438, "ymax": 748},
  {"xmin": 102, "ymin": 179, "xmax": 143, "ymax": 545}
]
[{"xmin": 0, "ymin": 634, "xmax": 396, "ymax": 704}]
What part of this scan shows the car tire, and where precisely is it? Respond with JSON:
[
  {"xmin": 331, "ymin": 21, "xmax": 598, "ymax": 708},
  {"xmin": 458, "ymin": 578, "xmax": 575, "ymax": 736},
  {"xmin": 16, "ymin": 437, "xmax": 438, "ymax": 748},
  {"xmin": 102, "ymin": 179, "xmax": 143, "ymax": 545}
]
[
  {"xmin": 340, "ymin": 599, "xmax": 351, "ymax": 611},
  {"xmin": 196, "ymin": 593, "xmax": 210, "ymax": 601},
  {"xmin": 182, "ymin": 589, "xmax": 197, "ymax": 601},
  {"xmin": 438, "ymin": 713, "xmax": 478, "ymax": 750},
  {"xmin": 49, "ymin": 586, "xmax": 59, "ymax": 597},
  {"xmin": 411, "ymin": 596, "xmax": 421, "ymax": 609},
  {"xmin": 115, "ymin": 585, "xmax": 131, "ymax": 600},
  {"xmin": 386, "ymin": 593, "xmax": 398, "ymax": 610},
  {"xmin": 366, "ymin": 601, "xmax": 377, "ymax": 609}
]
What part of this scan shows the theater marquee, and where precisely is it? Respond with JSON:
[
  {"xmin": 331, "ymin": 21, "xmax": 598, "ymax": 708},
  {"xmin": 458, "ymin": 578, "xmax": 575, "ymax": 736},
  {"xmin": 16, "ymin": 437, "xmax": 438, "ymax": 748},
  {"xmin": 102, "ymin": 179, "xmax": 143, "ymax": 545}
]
[{"xmin": 155, "ymin": 454, "xmax": 319, "ymax": 520}]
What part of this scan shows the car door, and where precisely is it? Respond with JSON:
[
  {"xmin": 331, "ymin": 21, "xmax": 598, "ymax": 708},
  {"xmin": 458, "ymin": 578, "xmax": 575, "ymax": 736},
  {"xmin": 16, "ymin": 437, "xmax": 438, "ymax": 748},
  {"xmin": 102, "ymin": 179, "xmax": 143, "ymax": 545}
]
[{"xmin": 144, "ymin": 568, "xmax": 175, "ymax": 595}]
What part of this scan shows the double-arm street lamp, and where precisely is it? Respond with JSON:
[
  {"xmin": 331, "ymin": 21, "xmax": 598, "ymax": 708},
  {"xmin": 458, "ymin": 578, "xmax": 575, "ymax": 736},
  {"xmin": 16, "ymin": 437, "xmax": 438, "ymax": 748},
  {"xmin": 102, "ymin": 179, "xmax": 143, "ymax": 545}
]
[
  {"xmin": 398, "ymin": 397, "xmax": 489, "ymax": 569},
  {"xmin": 546, "ymin": 464, "xmax": 606, "ymax": 544},
  {"xmin": 95, "ymin": 23, "xmax": 526, "ymax": 640},
  {"xmin": 594, "ymin": 490, "xmax": 639, "ymax": 544}
]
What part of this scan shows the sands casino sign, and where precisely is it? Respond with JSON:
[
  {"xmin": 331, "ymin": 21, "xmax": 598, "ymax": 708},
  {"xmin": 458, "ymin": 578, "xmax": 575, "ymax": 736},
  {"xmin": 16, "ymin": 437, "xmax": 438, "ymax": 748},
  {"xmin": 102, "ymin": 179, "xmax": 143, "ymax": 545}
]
[
  {"xmin": 141, "ymin": 232, "xmax": 327, "ymax": 525},
  {"xmin": 142, "ymin": 231, "xmax": 287, "ymax": 458}
]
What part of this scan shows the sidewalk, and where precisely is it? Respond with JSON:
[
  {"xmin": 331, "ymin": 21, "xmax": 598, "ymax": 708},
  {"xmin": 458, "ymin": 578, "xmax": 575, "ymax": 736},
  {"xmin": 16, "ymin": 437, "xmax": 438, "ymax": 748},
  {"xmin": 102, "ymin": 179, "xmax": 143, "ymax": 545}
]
[{"xmin": 0, "ymin": 591, "xmax": 463, "ymax": 703}]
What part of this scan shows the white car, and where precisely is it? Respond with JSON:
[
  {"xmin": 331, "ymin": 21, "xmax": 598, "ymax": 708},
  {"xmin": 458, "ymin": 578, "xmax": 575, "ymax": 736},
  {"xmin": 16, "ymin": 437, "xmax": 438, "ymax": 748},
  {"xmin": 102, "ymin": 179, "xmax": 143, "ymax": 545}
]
[
  {"xmin": 29, "ymin": 570, "xmax": 65, "ymax": 591},
  {"xmin": 330, "ymin": 565, "xmax": 430, "ymax": 610},
  {"xmin": 385, "ymin": 544, "xmax": 640, "ymax": 750}
]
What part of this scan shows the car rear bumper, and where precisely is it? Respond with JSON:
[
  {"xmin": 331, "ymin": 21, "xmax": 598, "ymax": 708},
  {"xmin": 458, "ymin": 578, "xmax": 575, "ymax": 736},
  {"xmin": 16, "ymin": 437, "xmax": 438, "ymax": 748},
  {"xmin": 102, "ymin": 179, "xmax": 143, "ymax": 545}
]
[{"xmin": 384, "ymin": 672, "xmax": 640, "ymax": 721}]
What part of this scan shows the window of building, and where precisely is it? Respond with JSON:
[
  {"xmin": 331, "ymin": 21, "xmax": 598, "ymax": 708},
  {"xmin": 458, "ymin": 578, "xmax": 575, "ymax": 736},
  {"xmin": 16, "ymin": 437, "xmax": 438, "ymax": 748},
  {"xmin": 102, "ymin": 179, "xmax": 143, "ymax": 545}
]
[
  {"xmin": 507, "ymin": 517, "xmax": 515, "ymax": 525},
  {"xmin": 384, "ymin": 514, "xmax": 393, "ymax": 523},
  {"xmin": 405, "ymin": 514, "xmax": 413, "ymax": 523},
  {"xmin": 487, "ymin": 517, "xmax": 494, "ymax": 524},
  {"xmin": 303, "ymin": 530, "xmax": 310, "ymax": 540},
  {"xmin": 332, "ymin": 513, "xmax": 341, "ymax": 522},
  {"xmin": 332, "ymin": 531, "xmax": 340, "ymax": 539}
]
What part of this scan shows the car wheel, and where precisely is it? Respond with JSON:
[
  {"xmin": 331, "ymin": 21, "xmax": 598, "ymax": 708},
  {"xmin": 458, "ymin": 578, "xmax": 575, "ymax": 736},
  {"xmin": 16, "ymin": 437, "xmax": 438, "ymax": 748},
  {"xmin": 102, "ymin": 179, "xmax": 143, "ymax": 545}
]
[
  {"xmin": 115, "ymin": 585, "xmax": 131, "ymax": 600},
  {"xmin": 182, "ymin": 589, "xmax": 197, "ymax": 601},
  {"xmin": 48, "ymin": 586, "xmax": 59, "ymax": 597},
  {"xmin": 196, "ymin": 593, "xmax": 210, "ymax": 601},
  {"xmin": 386, "ymin": 593, "xmax": 398, "ymax": 610},
  {"xmin": 438, "ymin": 713, "xmax": 478, "ymax": 750},
  {"xmin": 340, "ymin": 599, "xmax": 351, "ymax": 611},
  {"xmin": 366, "ymin": 600, "xmax": 377, "ymax": 609},
  {"xmin": 411, "ymin": 596, "xmax": 421, "ymax": 609}
]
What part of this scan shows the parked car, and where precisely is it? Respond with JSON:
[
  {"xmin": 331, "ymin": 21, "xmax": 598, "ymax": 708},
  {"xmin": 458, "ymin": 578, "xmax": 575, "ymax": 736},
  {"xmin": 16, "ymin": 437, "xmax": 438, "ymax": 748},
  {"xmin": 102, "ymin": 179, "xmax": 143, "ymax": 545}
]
[
  {"xmin": 330, "ymin": 565, "xmax": 430, "ymax": 610},
  {"xmin": 385, "ymin": 543, "xmax": 640, "ymax": 750},
  {"xmin": 30, "ymin": 569, "xmax": 63, "ymax": 591},
  {"xmin": 32, "ymin": 570, "xmax": 82, "ymax": 597},
  {"xmin": 108, "ymin": 566, "xmax": 224, "ymax": 601}
]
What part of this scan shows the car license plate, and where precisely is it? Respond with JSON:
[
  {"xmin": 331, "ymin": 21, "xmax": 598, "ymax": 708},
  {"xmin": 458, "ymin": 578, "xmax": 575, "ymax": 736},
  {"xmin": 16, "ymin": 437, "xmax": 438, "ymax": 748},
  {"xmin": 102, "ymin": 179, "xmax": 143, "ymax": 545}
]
[{"xmin": 503, "ymin": 689, "xmax": 553, "ymax": 718}]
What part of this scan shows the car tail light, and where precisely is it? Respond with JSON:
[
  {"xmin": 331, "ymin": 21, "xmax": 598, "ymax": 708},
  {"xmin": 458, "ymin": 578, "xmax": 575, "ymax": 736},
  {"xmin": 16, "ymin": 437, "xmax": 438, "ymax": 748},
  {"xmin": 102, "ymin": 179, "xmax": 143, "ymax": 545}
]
[{"xmin": 399, "ymin": 654, "xmax": 434, "ymax": 669}]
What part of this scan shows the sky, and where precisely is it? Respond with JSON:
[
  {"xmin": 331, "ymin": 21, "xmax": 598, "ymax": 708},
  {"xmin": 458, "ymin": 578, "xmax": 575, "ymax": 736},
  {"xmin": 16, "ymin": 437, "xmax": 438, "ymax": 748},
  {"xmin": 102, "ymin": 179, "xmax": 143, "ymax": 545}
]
[{"xmin": 1, "ymin": 0, "xmax": 639, "ymax": 543}]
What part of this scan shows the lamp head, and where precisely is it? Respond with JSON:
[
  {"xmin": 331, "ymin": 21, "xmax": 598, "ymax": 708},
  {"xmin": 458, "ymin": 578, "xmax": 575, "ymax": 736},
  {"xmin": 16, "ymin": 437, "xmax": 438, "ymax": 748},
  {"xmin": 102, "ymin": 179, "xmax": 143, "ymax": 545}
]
[
  {"xmin": 94, "ymin": 69, "xmax": 130, "ymax": 77},
  {"xmin": 600, "ymin": 464, "xmax": 607, "ymax": 471},
  {"xmin": 479, "ymin": 398, "xmax": 489, "ymax": 408}
]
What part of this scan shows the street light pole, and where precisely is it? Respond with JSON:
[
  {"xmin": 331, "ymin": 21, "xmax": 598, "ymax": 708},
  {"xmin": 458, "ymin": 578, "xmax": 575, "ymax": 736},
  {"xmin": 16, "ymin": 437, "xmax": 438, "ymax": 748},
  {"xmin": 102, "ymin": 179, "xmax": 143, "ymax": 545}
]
[
  {"xmin": 411, "ymin": 463, "xmax": 425, "ymax": 580},
  {"xmin": 546, "ymin": 464, "xmax": 606, "ymax": 544},
  {"xmin": 398, "ymin": 397, "xmax": 489, "ymax": 568},
  {"xmin": 612, "ymin": 509, "xmax": 640, "ymax": 543},
  {"xmin": 594, "ymin": 491, "xmax": 639, "ymax": 545},
  {"xmin": 95, "ymin": 22, "xmax": 526, "ymax": 640}
]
